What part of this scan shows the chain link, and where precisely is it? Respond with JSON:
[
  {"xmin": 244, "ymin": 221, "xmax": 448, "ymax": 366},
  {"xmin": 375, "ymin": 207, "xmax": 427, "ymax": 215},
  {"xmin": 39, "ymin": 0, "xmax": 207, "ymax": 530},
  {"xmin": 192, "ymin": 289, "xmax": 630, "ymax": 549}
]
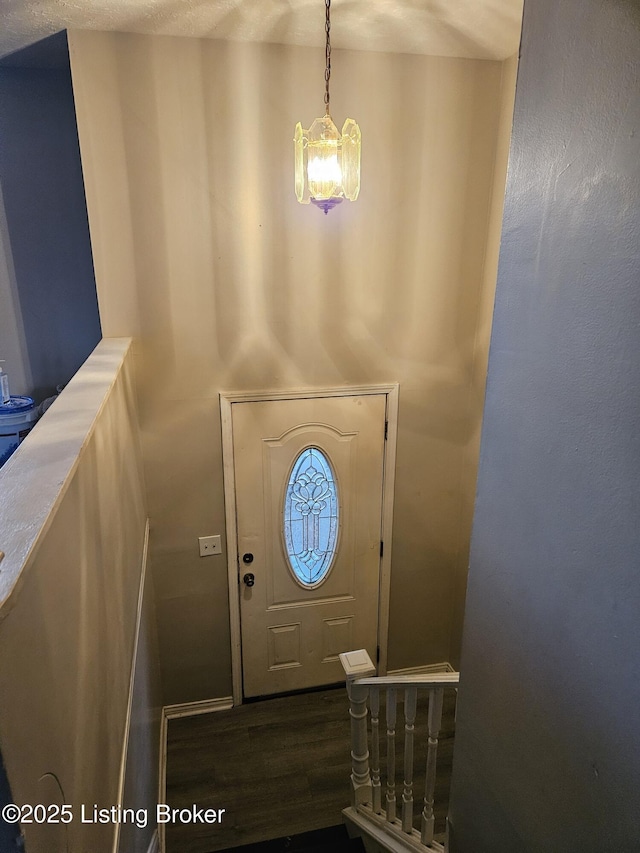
[{"xmin": 324, "ymin": 0, "xmax": 331, "ymax": 112}]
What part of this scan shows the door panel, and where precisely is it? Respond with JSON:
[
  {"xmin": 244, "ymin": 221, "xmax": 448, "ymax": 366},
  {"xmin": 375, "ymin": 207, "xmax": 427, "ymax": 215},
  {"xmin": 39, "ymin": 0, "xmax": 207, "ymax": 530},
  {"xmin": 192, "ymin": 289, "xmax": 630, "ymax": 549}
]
[{"xmin": 232, "ymin": 394, "xmax": 386, "ymax": 697}]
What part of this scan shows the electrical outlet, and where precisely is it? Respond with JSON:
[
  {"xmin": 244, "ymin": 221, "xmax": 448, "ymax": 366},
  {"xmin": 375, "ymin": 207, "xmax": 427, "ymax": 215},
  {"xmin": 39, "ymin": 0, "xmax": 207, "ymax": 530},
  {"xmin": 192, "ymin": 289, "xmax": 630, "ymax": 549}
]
[{"xmin": 199, "ymin": 535, "xmax": 222, "ymax": 556}]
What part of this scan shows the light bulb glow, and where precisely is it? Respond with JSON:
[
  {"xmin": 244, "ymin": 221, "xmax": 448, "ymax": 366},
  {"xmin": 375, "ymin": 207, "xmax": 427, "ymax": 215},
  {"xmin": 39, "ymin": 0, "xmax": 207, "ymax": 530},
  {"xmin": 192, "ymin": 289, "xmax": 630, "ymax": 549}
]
[{"xmin": 307, "ymin": 148, "xmax": 342, "ymax": 198}]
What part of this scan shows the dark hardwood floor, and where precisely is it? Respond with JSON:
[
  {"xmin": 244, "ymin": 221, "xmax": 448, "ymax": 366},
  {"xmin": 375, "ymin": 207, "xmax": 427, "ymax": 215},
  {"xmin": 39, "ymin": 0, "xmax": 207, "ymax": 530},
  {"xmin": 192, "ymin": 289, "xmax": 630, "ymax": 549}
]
[{"xmin": 165, "ymin": 686, "xmax": 455, "ymax": 853}]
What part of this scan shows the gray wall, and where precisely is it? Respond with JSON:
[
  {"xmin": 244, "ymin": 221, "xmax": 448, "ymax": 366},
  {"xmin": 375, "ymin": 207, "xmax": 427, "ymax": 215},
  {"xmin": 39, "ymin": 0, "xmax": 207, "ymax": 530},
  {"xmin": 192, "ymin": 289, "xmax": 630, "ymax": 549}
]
[
  {"xmin": 449, "ymin": 0, "xmax": 640, "ymax": 850},
  {"xmin": 0, "ymin": 32, "xmax": 101, "ymax": 402}
]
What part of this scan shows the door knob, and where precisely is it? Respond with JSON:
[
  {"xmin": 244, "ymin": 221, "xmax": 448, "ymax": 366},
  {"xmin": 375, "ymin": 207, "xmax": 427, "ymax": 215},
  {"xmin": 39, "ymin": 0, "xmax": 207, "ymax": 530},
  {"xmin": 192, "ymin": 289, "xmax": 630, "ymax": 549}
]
[
  {"xmin": 243, "ymin": 553, "xmax": 254, "ymax": 564},
  {"xmin": 243, "ymin": 573, "xmax": 255, "ymax": 587}
]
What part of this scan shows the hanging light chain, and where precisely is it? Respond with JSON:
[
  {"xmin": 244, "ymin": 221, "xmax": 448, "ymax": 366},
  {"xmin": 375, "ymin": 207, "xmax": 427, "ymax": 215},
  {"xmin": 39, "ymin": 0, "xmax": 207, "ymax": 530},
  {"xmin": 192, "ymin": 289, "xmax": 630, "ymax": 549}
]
[{"xmin": 324, "ymin": 0, "xmax": 332, "ymax": 114}]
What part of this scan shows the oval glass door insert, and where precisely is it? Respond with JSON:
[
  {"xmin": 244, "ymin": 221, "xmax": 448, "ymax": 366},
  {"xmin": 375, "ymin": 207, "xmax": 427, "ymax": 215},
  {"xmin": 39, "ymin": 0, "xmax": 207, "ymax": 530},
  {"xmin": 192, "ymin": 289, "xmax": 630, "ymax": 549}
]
[{"xmin": 283, "ymin": 446, "xmax": 339, "ymax": 587}]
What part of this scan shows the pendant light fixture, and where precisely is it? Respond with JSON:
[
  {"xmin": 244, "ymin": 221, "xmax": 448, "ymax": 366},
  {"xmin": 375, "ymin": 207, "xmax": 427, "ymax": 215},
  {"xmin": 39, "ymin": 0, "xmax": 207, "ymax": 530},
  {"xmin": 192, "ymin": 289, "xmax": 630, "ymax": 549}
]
[{"xmin": 294, "ymin": 0, "xmax": 361, "ymax": 214}]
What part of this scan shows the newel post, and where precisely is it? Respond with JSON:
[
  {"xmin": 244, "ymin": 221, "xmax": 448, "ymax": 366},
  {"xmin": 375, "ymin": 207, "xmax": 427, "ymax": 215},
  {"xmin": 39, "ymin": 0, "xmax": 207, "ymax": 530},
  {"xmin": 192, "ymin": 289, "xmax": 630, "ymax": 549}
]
[{"xmin": 340, "ymin": 649, "xmax": 377, "ymax": 807}]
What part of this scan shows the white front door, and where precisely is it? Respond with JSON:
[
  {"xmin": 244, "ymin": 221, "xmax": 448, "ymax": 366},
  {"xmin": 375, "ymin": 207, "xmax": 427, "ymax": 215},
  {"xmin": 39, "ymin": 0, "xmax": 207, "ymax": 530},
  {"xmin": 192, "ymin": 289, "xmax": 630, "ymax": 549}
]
[{"xmin": 231, "ymin": 394, "xmax": 387, "ymax": 697}]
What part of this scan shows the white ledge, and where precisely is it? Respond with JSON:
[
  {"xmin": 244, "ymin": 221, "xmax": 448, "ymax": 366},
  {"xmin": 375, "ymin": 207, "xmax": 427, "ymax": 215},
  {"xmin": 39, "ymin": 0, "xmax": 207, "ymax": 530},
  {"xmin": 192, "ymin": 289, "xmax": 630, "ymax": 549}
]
[{"xmin": 0, "ymin": 337, "xmax": 133, "ymax": 617}]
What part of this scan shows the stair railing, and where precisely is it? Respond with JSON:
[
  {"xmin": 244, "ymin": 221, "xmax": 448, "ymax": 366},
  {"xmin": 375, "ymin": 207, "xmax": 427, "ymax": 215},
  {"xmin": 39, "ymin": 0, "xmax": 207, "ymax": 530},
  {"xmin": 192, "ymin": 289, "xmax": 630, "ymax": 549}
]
[{"xmin": 340, "ymin": 650, "xmax": 459, "ymax": 853}]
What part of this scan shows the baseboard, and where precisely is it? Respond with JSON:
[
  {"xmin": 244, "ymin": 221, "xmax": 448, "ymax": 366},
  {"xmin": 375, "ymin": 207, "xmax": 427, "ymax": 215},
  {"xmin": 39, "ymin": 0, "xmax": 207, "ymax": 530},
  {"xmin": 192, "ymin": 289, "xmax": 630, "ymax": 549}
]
[
  {"xmin": 146, "ymin": 829, "xmax": 159, "ymax": 853},
  {"xmin": 387, "ymin": 662, "xmax": 455, "ymax": 676},
  {"xmin": 163, "ymin": 696, "xmax": 234, "ymax": 720}
]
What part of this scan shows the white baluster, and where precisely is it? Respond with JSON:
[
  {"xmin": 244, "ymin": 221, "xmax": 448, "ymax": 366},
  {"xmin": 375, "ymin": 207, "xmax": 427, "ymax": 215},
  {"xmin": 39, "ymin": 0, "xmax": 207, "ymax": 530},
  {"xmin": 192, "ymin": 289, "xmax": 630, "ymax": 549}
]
[
  {"xmin": 369, "ymin": 687, "xmax": 382, "ymax": 813},
  {"xmin": 386, "ymin": 688, "xmax": 397, "ymax": 822},
  {"xmin": 421, "ymin": 687, "xmax": 444, "ymax": 845},
  {"xmin": 402, "ymin": 686, "xmax": 417, "ymax": 832}
]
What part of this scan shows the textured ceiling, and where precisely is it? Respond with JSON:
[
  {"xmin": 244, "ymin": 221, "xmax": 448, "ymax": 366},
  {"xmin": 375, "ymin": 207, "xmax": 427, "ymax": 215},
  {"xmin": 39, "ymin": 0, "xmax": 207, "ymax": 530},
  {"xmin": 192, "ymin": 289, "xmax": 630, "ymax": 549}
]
[{"xmin": 0, "ymin": 0, "xmax": 523, "ymax": 62}]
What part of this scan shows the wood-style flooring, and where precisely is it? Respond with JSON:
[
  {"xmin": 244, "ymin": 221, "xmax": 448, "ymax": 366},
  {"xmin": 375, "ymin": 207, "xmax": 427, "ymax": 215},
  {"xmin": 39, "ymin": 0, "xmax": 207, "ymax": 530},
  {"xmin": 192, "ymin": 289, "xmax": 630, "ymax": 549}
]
[{"xmin": 165, "ymin": 686, "xmax": 455, "ymax": 853}]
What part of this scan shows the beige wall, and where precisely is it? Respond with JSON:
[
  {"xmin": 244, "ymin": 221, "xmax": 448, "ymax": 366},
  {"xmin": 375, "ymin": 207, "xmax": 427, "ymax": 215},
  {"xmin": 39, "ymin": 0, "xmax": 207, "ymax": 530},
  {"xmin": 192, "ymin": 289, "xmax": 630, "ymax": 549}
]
[
  {"xmin": 0, "ymin": 339, "xmax": 160, "ymax": 853},
  {"xmin": 448, "ymin": 51, "xmax": 518, "ymax": 666},
  {"xmin": 69, "ymin": 31, "xmax": 515, "ymax": 702}
]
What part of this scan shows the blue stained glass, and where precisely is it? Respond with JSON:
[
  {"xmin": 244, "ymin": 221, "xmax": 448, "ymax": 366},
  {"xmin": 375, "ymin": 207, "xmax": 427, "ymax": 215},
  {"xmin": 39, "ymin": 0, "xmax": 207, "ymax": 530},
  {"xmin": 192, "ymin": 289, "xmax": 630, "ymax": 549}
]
[{"xmin": 283, "ymin": 447, "xmax": 339, "ymax": 587}]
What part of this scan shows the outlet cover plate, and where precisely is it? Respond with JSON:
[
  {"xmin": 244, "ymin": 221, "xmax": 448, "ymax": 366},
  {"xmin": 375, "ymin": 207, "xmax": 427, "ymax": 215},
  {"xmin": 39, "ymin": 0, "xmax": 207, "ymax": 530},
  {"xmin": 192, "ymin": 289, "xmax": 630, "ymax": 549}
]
[{"xmin": 199, "ymin": 535, "xmax": 222, "ymax": 556}]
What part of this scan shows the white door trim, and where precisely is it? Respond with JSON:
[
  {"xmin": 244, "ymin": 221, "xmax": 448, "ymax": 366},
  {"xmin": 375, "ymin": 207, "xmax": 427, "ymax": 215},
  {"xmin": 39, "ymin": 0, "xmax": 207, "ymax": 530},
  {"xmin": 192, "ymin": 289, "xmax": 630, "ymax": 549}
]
[{"xmin": 220, "ymin": 384, "xmax": 399, "ymax": 705}]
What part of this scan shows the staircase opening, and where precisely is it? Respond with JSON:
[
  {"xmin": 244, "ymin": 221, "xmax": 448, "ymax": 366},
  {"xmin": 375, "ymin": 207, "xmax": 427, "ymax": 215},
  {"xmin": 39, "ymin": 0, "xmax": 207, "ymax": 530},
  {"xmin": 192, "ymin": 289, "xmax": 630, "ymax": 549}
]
[{"xmin": 164, "ymin": 678, "xmax": 456, "ymax": 853}]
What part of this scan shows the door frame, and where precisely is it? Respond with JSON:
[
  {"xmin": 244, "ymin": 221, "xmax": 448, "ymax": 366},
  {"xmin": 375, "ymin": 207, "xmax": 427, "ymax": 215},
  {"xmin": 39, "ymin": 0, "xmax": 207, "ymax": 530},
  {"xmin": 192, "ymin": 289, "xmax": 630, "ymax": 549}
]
[{"xmin": 220, "ymin": 384, "xmax": 399, "ymax": 705}]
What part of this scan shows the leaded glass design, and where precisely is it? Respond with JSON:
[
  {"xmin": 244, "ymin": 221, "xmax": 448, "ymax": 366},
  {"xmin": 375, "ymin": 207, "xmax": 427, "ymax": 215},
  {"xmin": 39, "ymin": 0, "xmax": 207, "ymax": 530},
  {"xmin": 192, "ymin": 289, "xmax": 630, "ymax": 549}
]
[{"xmin": 283, "ymin": 447, "xmax": 339, "ymax": 587}]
